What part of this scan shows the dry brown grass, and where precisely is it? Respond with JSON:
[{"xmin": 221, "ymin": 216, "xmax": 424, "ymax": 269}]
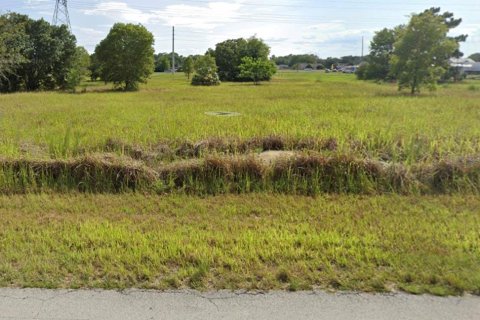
[{"xmin": 1, "ymin": 151, "xmax": 479, "ymax": 195}]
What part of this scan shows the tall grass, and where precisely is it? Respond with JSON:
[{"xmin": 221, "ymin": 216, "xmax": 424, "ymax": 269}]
[
  {"xmin": 0, "ymin": 73, "xmax": 479, "ymax": 162},
  {"xmin": 1, "ymin": 153, "xmax": 479, "ymax": 195}
]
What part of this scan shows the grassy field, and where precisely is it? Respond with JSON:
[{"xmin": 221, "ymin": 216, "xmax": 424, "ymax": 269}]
[
  {"xmin": 0, "ymin": 72, "xmax": 479, "ymax": 295},
  {"xmin": 0, "ymin": 72, "xmax": 479, "ymax": 161},
  {"xmin": 0, "ymin": 194, "xmax": 479, "ymax": 296}
]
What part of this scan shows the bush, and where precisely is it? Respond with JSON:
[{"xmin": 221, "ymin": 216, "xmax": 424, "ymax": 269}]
[
  {"xmin": 239, "ymin": 57, "xmax": 276, "ymax": 85},
  {"xmin": 191, "ymin": 73, "xmax": 220, "ymax": 86},
  {"xmin": 191, "ymin": 55, "xmax": 221, "ymax": 86}
]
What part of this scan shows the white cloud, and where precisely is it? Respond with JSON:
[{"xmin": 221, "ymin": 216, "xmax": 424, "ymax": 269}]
[
  {"xmin": 82, "ymin": 1, "xmax": 244, "ymax": 29},
  {"xmin": 83, "ymin": 1, "xmax": 154, "ymax": 24},
  {"xmin": 153, "ymin": 2, "xmax": 243, "ymax": 30}
]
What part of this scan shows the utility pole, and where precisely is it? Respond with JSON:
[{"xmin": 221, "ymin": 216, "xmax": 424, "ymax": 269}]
[
  {"xmin": 361, "ymin": 36, "xmax": 364, "ymax": 60},
  {"xmin": 52, "ymin": 0, "xmax": 71, "ymax": 31},
  {"xmin": 172, "ymin": 26, "xmax": 175, "ymax": 74}
]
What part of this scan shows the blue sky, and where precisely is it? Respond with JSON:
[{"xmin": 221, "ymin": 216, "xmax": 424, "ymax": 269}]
[{"xmin": 2, "ymin": 0, "xmax": 479, "ymax": 57}]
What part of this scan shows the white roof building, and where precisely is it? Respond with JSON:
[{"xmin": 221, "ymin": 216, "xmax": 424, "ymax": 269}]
[{"xmin": 450, "ymin": 58, "xmax": 480, "ymax": 73}]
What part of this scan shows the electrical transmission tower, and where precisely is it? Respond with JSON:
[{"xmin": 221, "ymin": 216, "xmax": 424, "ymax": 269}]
[{"xmin": 52, "ymin": 0, "xmax": 71, "ymax": 30}]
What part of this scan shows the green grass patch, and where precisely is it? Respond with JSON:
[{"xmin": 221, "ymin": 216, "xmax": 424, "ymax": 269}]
[{"xmin": 0, "ymin": 193, "xmax": 478, "ymax": 295}]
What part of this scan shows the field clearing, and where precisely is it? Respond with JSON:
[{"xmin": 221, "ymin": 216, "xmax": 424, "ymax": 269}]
[
  {"xmin": 0, "ymin": 72, "xmax": 479, "ymax": 162},
  {"xmin": 0, "ymin": 194, "xmax": 479, "ymax": 296}
]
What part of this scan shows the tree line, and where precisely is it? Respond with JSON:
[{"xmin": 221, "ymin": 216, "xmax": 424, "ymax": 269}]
[
  {"xmin": 0, "ymin": 12, "xmax": 276, "ymax": 92},
  {"xmin": 0, "ymin": 13, "xmax": 89, "ymax": 92},
  {"xmin": 2, "ymin": 8, "xmax": 477, "ymax": 93},
  {"xmin": 272, "ymin": 54, "xmax": 362, "ymax": 70}
]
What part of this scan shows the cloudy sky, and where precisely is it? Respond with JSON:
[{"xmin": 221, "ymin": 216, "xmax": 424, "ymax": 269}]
[{"xmin": 2, "ymin": 0, "xmax": 480, "ymax": 57}]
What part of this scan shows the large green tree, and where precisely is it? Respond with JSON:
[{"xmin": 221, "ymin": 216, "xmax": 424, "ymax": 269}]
[
  {"xmin": 391, "ymin": 11, "xmax": 458, "ymax": 94},
  {"xmin": 213, "ymin": 37, "xmax": 271, "ymax": 81},
  {"xmin": 0, "ymin": 13, "xmax": 77, "ymax": 92},
  {"xmin": 95, "ymin": 23, "xmax": 154, "ymax": 91}
]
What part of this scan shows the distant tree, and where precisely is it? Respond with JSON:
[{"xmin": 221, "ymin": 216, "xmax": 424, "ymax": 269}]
[
  {"xmin": 88, "ymin": 53, "xmax": 101, "ymax": 81},
  {"xmin": 469, "ymin": 53, "xmax": 480, "ymax": 62},
  {"xmin": 155, "ymin": 55, "xmax": 171, "ymax": 72},
  {"xmin": 339, "ymin": 55, "xmax": 362, "ymax": 65},
  {"xmin": 239, "ymin": 57, "xmax": 276, "ymax": 85},
  {"xmin": 273, "ymin": 54, "xmax": 319, "ymax": 67},
  {"xmin": 183, "ymin": 56, "xmax": 194, "ymax": 80},
  {"xmin": 191, "ymin": 55, "xmax": 220, "ymax": 86},
  {"xmin": 355, "ymin": 62, "xmax": 369, "ymax": 80},
  {"xmin": 357, "ymin": 28, "xmax": 397, "ymax": 80},
  {"xmin": 95, "ymin": 23, "xmax": 154, "ymax": 91},
  {"xmin": 154, "ymin": 52, "xmax": 184, "ymax": 72},
  {"xmin": 213, "ymin": 37, "xmax": 270, "ymax": 81},
  {"xmin": 65, "ymin": 46, "xmax": 90, "ymax": 91},
  {"xmin": 323, "ymin": 57, "xmax": 340, "ymax": 70},
  {"xmin": 390, "ymin": 11, "xmax": 458, "ymax": 94},
  {"xmin": 205, "ymin": 48, "xmax": 216, "ymax": 58}
]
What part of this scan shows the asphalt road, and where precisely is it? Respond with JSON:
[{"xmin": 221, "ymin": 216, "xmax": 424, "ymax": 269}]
[{"xmin": 0, "ymin": 289, "xmax": 479, "ymax": 320}]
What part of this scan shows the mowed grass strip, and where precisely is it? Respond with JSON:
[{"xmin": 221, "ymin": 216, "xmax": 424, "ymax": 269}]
[{"xmin": 0, "ymin": 194, "xmax": 478, "ymax": 296}]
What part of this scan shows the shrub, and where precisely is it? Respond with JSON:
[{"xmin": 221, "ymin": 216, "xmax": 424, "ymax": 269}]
[{"xmin": 191, "ymin": 55, "xmax": 220, "ymax": 86}]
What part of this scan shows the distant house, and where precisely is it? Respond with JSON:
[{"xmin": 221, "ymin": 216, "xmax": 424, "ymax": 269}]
[
  {"xmin": 450, "ymin": 58, "xmax": 480, "ymax": 75},
  {"xmin": 277, "ymin": 64, "xmax": 290, "ymax": 70}
]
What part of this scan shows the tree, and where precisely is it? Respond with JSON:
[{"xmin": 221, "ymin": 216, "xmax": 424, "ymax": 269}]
[
  {"xmin": 95, "ymin": 23, "xmax": 154, "ymax": 91},
  {"xmin": 0, "ymin": 13, "xmax": 77, "ymax": 92},
  {"xmin": 0, "ymin": 13, "xmax": 28, "ymax": 85},
  {"xmin": 183, "ymin": 56, "xmax": 194, "ymax": 80},
  {"xmin": 390, "ymin": 11, "xmax": 458, "ymax": 94},
  {"xmin": 422, "ymin": 7, "xmax": 467, "ymax": 58},
  {"xmin": 155, "ymin": 55, "xmax": 171, "ymax": 72},
  {"xmin": 469, "ymin": 53, "xmax": 480, "ymax": 62},
  {"xmin": 154, "ymin": 52, "xmax": 185, "ymax": 72},
  {"xmin": 88, "ymin": 53, "xmax": 101, "ymax": 81},
  {"xmin": 191, "ymin": 55, "xmax": 220, "ymax": 86},
  {"xmin": 65, "ymin": 46, "xmax": 90, "ymax": 91},
  {"xmin": 213, "ymin": 37, "xmax": 271, "ymax": 81},
  {"xmin": 358, "ymin": 28, "xmax": 397, "ymax": 80},
  {"xmin": 239, "ymin": 57, "xmax": 276, "ymax": 85}
]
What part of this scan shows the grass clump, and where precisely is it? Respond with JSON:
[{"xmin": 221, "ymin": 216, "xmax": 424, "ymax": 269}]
[{"xmin": 0, "ymin": 154, "xmax": 156, "ymax": 193}]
